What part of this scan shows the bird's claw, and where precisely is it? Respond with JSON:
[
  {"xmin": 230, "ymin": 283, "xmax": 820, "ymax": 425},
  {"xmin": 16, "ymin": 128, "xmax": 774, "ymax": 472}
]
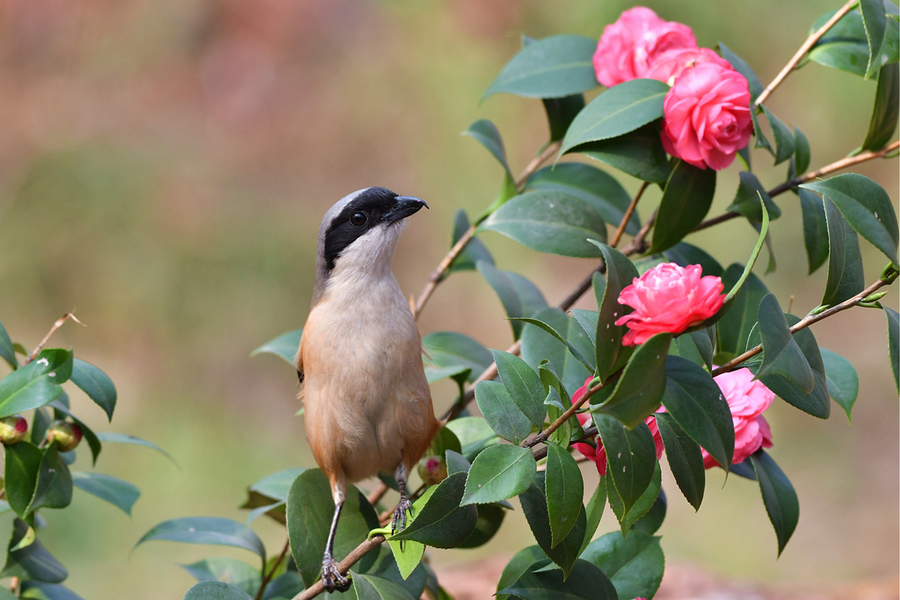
[
  {"xmin": 321, "ymin": 555, "xmax": 351, "ymax": 593},
  {"xmin": 391, "ymin": 496, "xmax": 414, "ymax": 536}
]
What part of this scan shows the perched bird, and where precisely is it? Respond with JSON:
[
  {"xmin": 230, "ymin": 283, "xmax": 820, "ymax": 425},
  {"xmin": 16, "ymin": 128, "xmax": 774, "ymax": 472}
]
[{"xmin": 297, "ymin": 187, "xmax": 440, "ymax": 592}]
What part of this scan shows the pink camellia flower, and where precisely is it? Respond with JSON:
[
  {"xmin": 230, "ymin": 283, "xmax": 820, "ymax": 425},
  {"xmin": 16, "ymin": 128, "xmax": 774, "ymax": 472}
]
[
  {"xmin": 644, "ymin": 47, "xmax": 734, "ymax": 85},
  {"xmin": 571, "ymin": 377, "xmax": 664, "ymax": 475},
  {"xmin": 615, "ymin": 263, "xmax": 725, "ymax": 346},
  {"xmin": 594, "ymin": 6, "xmax": 697, "ymax": 87},
  {"xmin": 702, "ymin": 368, "xmax": 775, "ymax": 468},
  {"xmin": 660, "ymin": 61, "xmax": 753, "ymax": 170}
]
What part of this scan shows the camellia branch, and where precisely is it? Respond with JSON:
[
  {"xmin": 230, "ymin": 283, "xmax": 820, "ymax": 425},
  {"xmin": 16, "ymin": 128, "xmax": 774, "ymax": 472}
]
[
  {"xmin": 292, "ymin": 536, "xmax": 386, "ymax": 600},
  {"xmin": 754, "ymin": 0, "xmax": 857, "ymax": 108},
  {"xmin": 609, "ymin": 181, "xmax": 649, "ymax": 249},
  {"xmin": 23, "ymin": 312, "xmax": 83, "ymax": 366},
  {"xmin": 256, "ymin": 538, "xmax": 292, "ymax": 600}
]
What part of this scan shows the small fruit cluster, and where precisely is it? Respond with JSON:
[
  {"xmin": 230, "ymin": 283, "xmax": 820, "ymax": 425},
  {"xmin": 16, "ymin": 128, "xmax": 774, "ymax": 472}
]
[{"xmin": 0, "ymin": 414, "xmax": 83, "ymax": 452}]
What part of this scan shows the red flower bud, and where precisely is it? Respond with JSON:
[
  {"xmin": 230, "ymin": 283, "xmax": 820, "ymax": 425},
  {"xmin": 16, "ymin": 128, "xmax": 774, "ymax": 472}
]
[
  {"xmin": 46, "ymin": 420, "xmax": 83, "ymax": 453},
  {"xmin": 0, "ymin": 415, "xmax": 28, "ymax": 445},
  {"xmin": 417, "ymin": 455, "xmax": 448, "ymax": 486}
]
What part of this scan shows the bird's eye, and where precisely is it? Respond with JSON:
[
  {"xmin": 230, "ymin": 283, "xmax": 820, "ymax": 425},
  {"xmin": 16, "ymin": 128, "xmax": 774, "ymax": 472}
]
[{"xmin": 350, "ymin": 212, "xmax": 367, "ymax": 226}]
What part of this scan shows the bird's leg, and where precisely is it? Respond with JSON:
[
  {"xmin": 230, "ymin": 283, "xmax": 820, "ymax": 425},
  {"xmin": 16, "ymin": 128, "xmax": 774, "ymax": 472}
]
[
  {"xmin": 391, "ymin": 464, "xmax": 414, "ymax": 535},
  {"xmin": 321, "ymin": 488, "xmax": 351, "ymax": 593}
]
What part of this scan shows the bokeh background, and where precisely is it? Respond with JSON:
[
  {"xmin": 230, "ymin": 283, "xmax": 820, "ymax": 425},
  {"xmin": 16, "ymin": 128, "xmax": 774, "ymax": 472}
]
[{"xmin": 0, "ymin": 0, "xmax": 896, "ymax": 598}]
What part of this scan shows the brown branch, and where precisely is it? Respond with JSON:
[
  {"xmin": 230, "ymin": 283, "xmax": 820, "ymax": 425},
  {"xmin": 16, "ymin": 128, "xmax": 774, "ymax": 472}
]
[
  {"xmin": 609, "ymin": 182, "xmax": 649, "ymax": 249},
  {"xmin": 23, "ymin": 312, "xmax": 83, "ymax": 366},
  {"xmin": 754, "ymin": 0, "xmax": 857, "ymax": 108},
  {"xmin": 256, "ymin": 538, "xmax": 291, "ymax": 600},
  {"xmin": 292, "ymin": 535, "xmax": 386, "ymax": 600}
]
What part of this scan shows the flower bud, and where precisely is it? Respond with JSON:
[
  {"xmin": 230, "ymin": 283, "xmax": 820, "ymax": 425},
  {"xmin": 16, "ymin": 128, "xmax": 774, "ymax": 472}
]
[
  {"xmin": 46, "ymin": 420, "xmax": 83, "ymax": 453},
  {"xmin": 0, "ymin": 415, "xmax": 28, "ymax": 445},
  {"xmin": 417, "ymin": 455, "xmax": 447, "ymax": 486}
]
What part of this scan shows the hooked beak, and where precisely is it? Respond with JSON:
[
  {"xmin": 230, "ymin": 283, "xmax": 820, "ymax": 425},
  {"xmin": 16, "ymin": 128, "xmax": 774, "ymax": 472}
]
[{"xmin": 384, "ymin": 195, "xmax": 429, "ymax": 225}]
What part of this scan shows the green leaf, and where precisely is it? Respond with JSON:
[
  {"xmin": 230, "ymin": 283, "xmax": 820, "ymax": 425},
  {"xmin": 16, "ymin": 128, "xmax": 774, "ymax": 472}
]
[
  {"xmin": 595, "ymin": 415, "xmax": 657, "ymax": 514},
  {"xmin": 48, "ymin": 398, "xmax": 102, "ymax": 466},
  {"xmin": 251, "ymin": 330, "xmax": 302, "ymax": 367},
  {"xmin": 0, "ymin": 318, "xmax": 16, "ymax": 369},
  {"xmin": 477, "ymin": 261, "xmax": 547, "ymax": 340},
  {"xmin": 809, "ymin": 10, "xmax": 871, "ymax": 77},
  {"xmin": 760, "ymin": 106, "xmax": 795, "ymax": 165},
  {"xmin": 661, "ymin": 356, "xmax": 735, "ymax": 472},
  {"xmin": 862, "ymin": 62, "xmax": 899, "ymax": 150},
  {"xmin": 518, "ymin": 473, "xmax": 586, "ymax": 578},
  {"xmin": 802, "ymin": 174, "xmax": 899, "ymax": 266},
  {"xmin": 351, "ymin": 572, "xmax": 417, "ymax": 600},
  {"xmin": 663, "ymin": 242, "xmax": 723, "ymax": 278},
  {"xmin": 449, "ymin": 210, "xmax": 494, "ymax": 272},
  {"xmin": 571, "ymin": 310, "xmax": 598, "ymax": 346},
  {"xmin": 544, "ymin": 444, "xmax": 584, "ymax": 548},
  {"xmin": 444, "ymin": 417, "xmax": 500, "ymax": 461},
  {"xmin": 461, "ymin": 444, "xmax": 536, "ymax": 505},
  {"xmin": 137, "ymin": 517, "xmax": 267, "ymax": 566},
  {"xmin": 364, "ymin": 544, "xmax": 428, "ymax": 598},
  {"xmin": 474, "ymin": 381, "xmax": 533, "ymax": 445},
  {"xmin": 459, "ymin": 502, "xmax": 507, "ymax": 549},
  {"xmin": 596, "ymin": 334, "xmax": 670, "ymax": 429},
  {"xmin": 492, "ymin": 350, "xmax": 547, "ymax": 427},
  {"xmin": 543, "ymin": 94, "xmax": 586, "ymax": 142},
  {"xmin": 579, "ymin": 478, "xmax": 607, "ymax": 555},
  {"xmin": 885, "ymin": 306, "xmax": 899, "ymax": 393},
  {"xmin": 750, "ymin": 450, "xmax": 799, "ymax": 556},
  {"xmin": 71, "ymin": 472, "xmax": 140, "ymax": 515},
  {"xmin": 799, "ymin": 189, "xmax": 830, "ymax": 274},
  {"xmin": 5, "ymin": 442, "xmax": 43, "ymax": 521},
  {"xmin": 655, "ymin": 412, "xmax": 705, "ymax": 510},
  {"xmin": 422, "ymin": 332, "xmax": 493, "ymax": 384},
  {"xmin": 582, "ymin": 531, "xmax": 664, "ymax": 600},
  {"xmin": 821, "ymin": 197, "xmax": 866, "ymax": 306},
  {"xmin": 0, "ymin": 360, "xmax": 62, "ymax": 419},
  {"xmin": 756, "ymin": 294, "xmax": 815, "ymax": 392},
  {"xmin": 263, "ymin": 572, "xmax": 305, "ymax": 600},
  {"xmin": 578, "ymin": 123, "xmax": 671, "ymax": 182},
  {"xmin": 32, "ymin": 349, "xmax": 73, "ymax": 385},
  {"xmin": 479, "ymin": 190, "xmax": 608, "ymax": 258},
  {"xmin": 593, "ymin": 245, "xmax": 638, "ymax": 384},
  {"xmin": 0, "ymin": 519, "xmax": 67, "ymax": 583},
  {"xmin": 793, "ymin": 126, "xmax": 811, "ymax": 175},
  {"xmin": 606, "ymin": 460, "xmax": 662, "ymax": 534},
  {"xmin": 70, "ymin": 358, "xmax": 116, "ymax": 421},
  {"xmin": 386, "ymin": 537, "xmax": 425, "ymax": 582},
  {"xmin": 95, "ymin": 432, "xmax": 176, "ymax": 464},
  {"xmin": 521, "ymin": 307, "xmax": 594, "ymax": 395},
  {"xmin": 248, "ymin": 468, "xmax": 306, "ymax": 503},
  {"xmin": 182, "ymin": 581, "xmax": 253, "ymax": 600},
  {"xmin": 21, "ymin": 582, "xmax": 86, "ymax": 600},
  {"xmin": 484, "ymin": 35, "xmax": 598, "ymax": 99},
  {"xmin": 496, "ymin": 546, "xmax": 549, "ymax": 600},
  {"xmin": 716, "ymin": 265, "xmax": 770, "ymax": 361},
  {"xmin": 182, "ymin": 558, "xmax": 261, "ymax": 596},
  {"xmin": 820, "ymin": 349, "xmax": 859, "ymax": 422},
  {"xmin": 513, "ymin": 317, "xmax": 594, "ymax": 373},
  {"xmin": 560, "ymin": 78, "xmax": 669, "ymax": 154},
  {"xmin": 861, "ymin": 0, "xmax": 889, "ymax": 78},
  {"xmin": 462, "ymin": 119, "xmax": 512, "ymax": 178},
  {"xmin": 498, "ymin": 559, "xmax": 617, "ymax": 599},
  {"xmin": 719, "ymin": 42, "xmax": 763, "ymax": 100},
  {"xmin": 390, "ymin": 472, "xmax": 477, "ymax": 548},
  {"xmin": 649, "ymin": 160, "xmax": 717, "ymax": 254},
  {"xmin": 27, "ymin": 445, "xmax": 73, "ymax": 514},
  {"xmin": 525, "ymin": 163, "xmax": 641, "ymax": 236},
  {"xmin": 727, "ymin": 172, "xmax": 781, "ymax": 223},
  {"xmin": 284, "ymin": 469, "xmax": 378, "ymax": 588},
  {"xmin": 750, "ymin": 108, "xmax": 774, "ymax": 156}
]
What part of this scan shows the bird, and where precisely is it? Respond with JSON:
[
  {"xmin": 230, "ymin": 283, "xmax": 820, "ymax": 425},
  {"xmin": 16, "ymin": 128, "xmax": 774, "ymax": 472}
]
[{"xmin": 296, "ymin": 187, "xmax": 441, "ymax": 592}]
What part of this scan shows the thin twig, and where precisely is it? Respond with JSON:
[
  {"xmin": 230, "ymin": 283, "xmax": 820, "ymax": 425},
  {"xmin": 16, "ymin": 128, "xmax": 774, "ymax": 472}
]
[
  {"xmin": 609, "ymin": 182, "xmax": 649, "ymax": 249},
  {"xmin": 292, "ymin": 536, "xmax": 385, "ymax": 600},
  {"xmin": 23, "ymin": 313, "xmax": 83, "ymax": 366},
  {"xmin": 256, "ymin": 538, "xmax": 291, "ymax": 600},
  {"xmin": 754, "ymin": 0, "xmax": 857, "ymax": 108}
]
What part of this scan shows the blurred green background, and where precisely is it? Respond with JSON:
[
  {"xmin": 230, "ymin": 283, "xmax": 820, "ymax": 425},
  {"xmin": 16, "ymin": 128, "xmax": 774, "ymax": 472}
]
[{"xmin": 0, "ymin": 0, "xmax": 896, "ymax": 598}]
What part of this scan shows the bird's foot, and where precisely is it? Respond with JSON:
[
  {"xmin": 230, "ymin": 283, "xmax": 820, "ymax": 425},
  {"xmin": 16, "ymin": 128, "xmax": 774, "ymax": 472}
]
[
  {"xmin": 391, "ymin": 495, "xmax": 414, "ymax": 535},
  {"xmin": 321, "ymin": 554, "xmax": 351, "ymax": 593}
]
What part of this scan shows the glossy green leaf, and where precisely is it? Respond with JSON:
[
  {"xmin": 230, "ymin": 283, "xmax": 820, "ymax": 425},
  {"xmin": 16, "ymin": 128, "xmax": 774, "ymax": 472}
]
[
  {"xmin": 518, "ymin": 473, "xmax": 586, "ymax": 577},
  {"xmin": 661, "ymin": 356, "xmax": 734, "ymax": 472},
  {"xmin": 862, "ymin": 62, "xmax": 899, "ymax": 150},
  {"xmin": 596, "ymin": 334, "xmax": 670, "ymax": 428},
  {"xmin": 525, "ymin": 163, "xmax": 641, "ymax": 236},
  {"xmin": 627, "ymin": 488, "xmax": 666, "ymax": 534},
  {"xmin": 390, "ymin": 472, "xmax": 477, "ymax": 548},
  {"xmin": 545, "ymin": 444, "xmax": 584, "ymax": 548},
  {"xmin": 445, "ymin": 417, "xmax": 500, "ymax": 461},
  {"xmin": 351, "ymin": 572, "xmax": 417, "ymax": 600},
  {"xmin": 0, "ymin": 319, "xmax": 16, "ymax": 369},
  {"xmin": 95, "ymin": 432, "xmax": 176, "ymax": 464},
  {"xmin": 595, "ymin": 415, "xmax": 657, "ymax": 515},
  {"xmin": 138, "ymin": 517, "xmax": 267, "ymax": 566},
  {"xmin": 496, "ymin": 546, "xmax": 548, "ymax": 600},
  {"xmin": 498, "ymin": 559, "xmax": 617, "ymax": 599},
  {"xmin": 560, "ymin": 78, "xmax": 669, "ymax": 154},
  {"xmin": 20, "ymin": 582, "xmax": 86, "ymax": 600},
  {"xmin": 802, "ymin": 174, "xmax": 899, "ymax": 265},
  {"xmin": 251, "ymin": 330, "xmax": 302, "ymax": 367},
  {"xmin": 513, "ymin": 317, "xmax": 594, "ymax": 373},
  {"xmin": 793, "ymin": 126, "xmax": 811, "ymax": 175},
  {"xmin": 182, "ymin": 557, "xmax": 261, "ymax": 596},
  {"xmin": 571, "ymin": 310, "xmax": 598, "ymax": 346},
  {"xmin": 32, "ymin": 349, "xmax": 73, "ymax": 385},
  {"xmin": 462, "ymin": 119, "xmax": 512, "ymax": 177},
  {"xmin": 71, "ymin": 472, "xmax": 140, "ymax": 515},
  {"xmin": 750, "ymin": 450, "xmax": 799, "ymax": 556},
  {"xmin": 760, "ymin": 106, "xmax": 795, "ymax": 165},
  {"xmin": 474, "ymin": 381, "xmax": 533, "ymax": 445},
  {"xmin": 0, "ymin": 360, "xmax": 63, "ymax": 419},
  {"xmin": 727, "ymin": 172, "xmax": 781, "ymax": 223},
  {"xmin": 484, "ymin": 35, "xmax": 598, "ymax": 99},
  {"xmin": 756, "ymin": 294, "xmax": 815, "ymax": 392},
  {"xmin": 750, "ymin": 107, "xmax": 774, "ymax": 156},
  {"xmin": 248, "ymin": 468, "xmax": 306, "ymax": 503},
  {"xmin": 422, "ymin": 332, "xmax": 493, "ymax": 384},
  {"xmin": 649, "ymin": 160, "xmax": 717, "ymax": 254},
  {"xmin": 5, "ymin": 442, "xmax": 43, "ymax": 521},
  {"xmin": 809, "ymin": 10, "xmax": 871, "ymax": 76},
  {"xmin": 885, "ymin": 306, "xmax": 899, "ymax": 392},
  {"xmin": 27, "ymin": 445, "xmax": 73, "ymax": 514},
  {"xmin": 365, "ymin": 542, "xmax": 428, "ymax": 598},
  {"xmin": 861, "ymin": 0, "xmax": 889, "ymax": 78},
  {"xmin": 445, "ymin": 449, "xmax": 470, "ymax": 475},
  {"xmin": 607, "ymin": 460, "xmax": 662, "ymax": 534},
  {"xmin": 492, "ymin": 350, "xmax": 546, "ymax": 427},
  {"xmin": 582, "ymin": 530, "xmax": 664, "ymax": 600},
  {"xmin": 543, "ymin": 94, "xmax": 586, "ymax": 142},
  {"xmin": 70, "ymin": 358, "xmax": 116, "ymax": 421},
  {"xmin": 477, "ymin": 261, "xmax": 547, "ymax": 340},
  {"xmin": 655, "ymin": 412, "xmax": 705, "ymax": 510},
  {"xmin": 578, "ymin": 123, "xmax": 671, "ymax": 182},
  {"xmin": 799, "ymin": 189, "xmax": 829, "ymax": 274},
  {"xmin": 579, "ymin": 477, "xmax": 607, "ymax": 555},
  {"xmin": 719, "ymin": 42, "xmax": 763, "ymax": 100},
  {"xmin": 182, "ymin": 581, "xmax": 253, "ymax": 600},
  {"xmin": 521, "ymin": 307, "xmax": 594, "ymax": 395},
  {"xmin": 461, "ymin": 444, "xmax": 536, "ymax": 505},
  {"xmin": 285, "ymin": 469, "xmax": 378, "ymax": 587},
  {"xmin": 716, "ymin": 265, "xmax": 770, "ymax": 360},
  {"xmin": 262, "ymin": 572, "xmax": 305, "ymax": 600},
  {"xmin": 0, "ymin": 519, "xmax": 67, "ymax": 584},
  {"xmin": 449, "ymin": 210, "xmax": 494, "ymax": 272},
  {"xmin": 821, "ymin": 197, "xmax": 866, "ymax": 306},
  {"xmin": 593, "ymin": 245, "xmax": 638, "ymax": 384},
  {"xmin": 820, "ymin": 349, "xmax": 859, "ymax": 422},
  {"xmin": 458, "ymin": 502, "xmax": 507, "ymax": 549},
  {"xmin": 664, "ymin": 243, "xmax": 723, "ymax": 278},
  {"xmin": 479, "ymin": 190, "xmax": 608, "ymax": 258},
  {"xmin": 386, "ymin": 537, "xmax": 425, "ymax": 582}
]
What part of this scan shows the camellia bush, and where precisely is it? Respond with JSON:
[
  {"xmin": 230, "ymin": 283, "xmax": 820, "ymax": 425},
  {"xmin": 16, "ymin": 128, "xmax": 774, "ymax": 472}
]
[{"xmin": 137, "ymin": 2, "xmax": 898, "ymax": 600}]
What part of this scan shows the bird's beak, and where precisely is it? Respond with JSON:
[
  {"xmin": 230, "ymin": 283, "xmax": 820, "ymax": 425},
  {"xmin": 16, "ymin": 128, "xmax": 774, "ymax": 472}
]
[{"xmin": 384, "ymin": 195, "xmax": 429, "ymax": 225}]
